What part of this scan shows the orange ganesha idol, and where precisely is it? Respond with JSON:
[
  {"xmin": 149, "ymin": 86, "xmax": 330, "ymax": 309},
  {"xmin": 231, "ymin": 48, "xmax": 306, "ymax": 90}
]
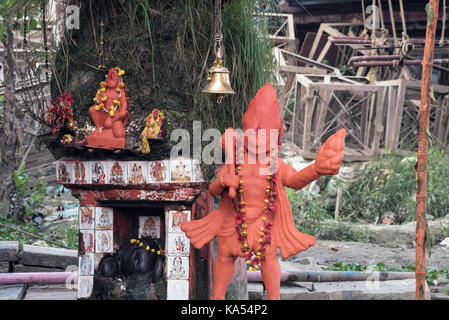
[{"xmin": 181, "ymin": 83, "xmax": 346, "ymax": 300}]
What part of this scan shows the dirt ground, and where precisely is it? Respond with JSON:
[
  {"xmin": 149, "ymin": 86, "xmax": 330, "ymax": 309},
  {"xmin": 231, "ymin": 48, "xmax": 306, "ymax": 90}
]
[{"xmin": 287, "ymin": 240, "xmax": 449, "ymax": 270}]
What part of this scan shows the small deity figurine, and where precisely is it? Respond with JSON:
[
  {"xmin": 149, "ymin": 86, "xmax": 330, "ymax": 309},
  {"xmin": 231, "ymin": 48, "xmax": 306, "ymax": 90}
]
[
  {"xmin": 150, "ymin": 161, "xmax": 166, "ymax": 182},
  {"xmin": 86, "ymin": 67, "xmax": 129, "ymax": 150},
  {"xmin": 74, "ymin": 161, "xmax": 86, "ymax": 183},
  {"xmin": 140, "ymin": 109, "xmax": 164, "ymax": 154},
  {"xmin": 181, "ymin": 83, "xmax": 346, "ymax": 300}
]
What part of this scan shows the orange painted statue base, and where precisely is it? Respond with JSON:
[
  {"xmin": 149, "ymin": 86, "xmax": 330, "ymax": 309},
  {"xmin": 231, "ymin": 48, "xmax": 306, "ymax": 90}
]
[
  {"xmin": 86, "ymin": 67, "xmax": 129, "ymax": 150},
  {"xmin": 181, "ymin": 83, "xmax": 346, "ymax": 300}
]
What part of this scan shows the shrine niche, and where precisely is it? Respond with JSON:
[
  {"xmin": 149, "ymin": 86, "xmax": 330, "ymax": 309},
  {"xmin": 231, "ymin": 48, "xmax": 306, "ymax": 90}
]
[{"xmin": 55, "ymin": 158, "xmax": 211, "ymax": 300}]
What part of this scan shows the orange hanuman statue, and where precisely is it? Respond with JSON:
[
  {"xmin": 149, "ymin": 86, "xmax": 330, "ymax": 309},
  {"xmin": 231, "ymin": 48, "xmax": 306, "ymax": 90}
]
[
  {"xmin": 181, "ymin": 83, "xmax": 345, "ymax": 300},
  {"xmin": 87, "ymin": 67, "xmax": 129, "ymax": 150}
]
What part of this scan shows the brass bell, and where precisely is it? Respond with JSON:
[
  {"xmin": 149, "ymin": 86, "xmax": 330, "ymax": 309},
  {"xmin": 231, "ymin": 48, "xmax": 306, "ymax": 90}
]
[{"xmin": 202, "ymin": 47, "xmax": 235, "ymax": 95}]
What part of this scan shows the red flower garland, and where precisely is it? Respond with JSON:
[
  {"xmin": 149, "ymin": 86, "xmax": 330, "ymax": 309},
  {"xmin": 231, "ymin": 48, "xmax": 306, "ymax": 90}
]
[{"xmin": 232, "ymin": 136, "xmax": 279, "ymax": 271}]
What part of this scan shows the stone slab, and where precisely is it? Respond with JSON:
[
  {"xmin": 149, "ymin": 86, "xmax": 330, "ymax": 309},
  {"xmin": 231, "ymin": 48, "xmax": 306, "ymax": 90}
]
[
  {"xmin": 431, "ymin": 293, "xmax": 449, "ymax": 300},
  {"xmin": 248, "ymin": 279, "xmax": 431, "ymax": 300},
  {"xmin": 19, "ymin": 245, "xmax": 77, "ymax": 269},
  {"xmin": 0, "ymin": 241, "xmax": 20, "ymax": 262},
  {"xmin": 0, "ymin": 262, "xmax": 10, "ymax": 273},
  {"xmin": 13, "ymin": 264, "xmax": 66, "ymax": 273},
  {"xmin": 0, "ymin": 284, "xmax": 27, "ymax": 300},
  {"xmin": 23, "ymin": 284, "xmax": 77, "ymax": 300}
]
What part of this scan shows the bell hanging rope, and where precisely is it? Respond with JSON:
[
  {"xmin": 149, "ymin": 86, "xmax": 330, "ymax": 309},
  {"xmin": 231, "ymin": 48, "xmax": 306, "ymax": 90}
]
[{"xmin": 202, "ymin": 0, "xmax": 235, "ymax": 96}]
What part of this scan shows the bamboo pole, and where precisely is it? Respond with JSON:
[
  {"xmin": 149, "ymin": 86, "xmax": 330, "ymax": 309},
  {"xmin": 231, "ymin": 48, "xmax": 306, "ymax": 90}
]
[{"xmin": 416, "ymin": 0, "xmax": 439, "ymax": 301}]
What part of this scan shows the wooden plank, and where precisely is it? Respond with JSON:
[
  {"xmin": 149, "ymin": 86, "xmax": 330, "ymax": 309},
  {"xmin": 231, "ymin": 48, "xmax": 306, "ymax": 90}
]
[
  {"xmin": 360, "ymin": 92, "xmax": 369, "ymax": 144},
  {"xmin": 433, "ymin": 95, "xmax": 444, "ymax": 137},
  {"xmin": 308, "ymin": 25, "xmax": 324, "ymax": 60},
  {"xmin": 372, "ymin": 87, "xmax": 386, "ymax": 156},
  {"xmin": 278, "ymin": 65, "xmax": 328, "ymax": 75},
  {"xmin": 312, "ymin": 83, "xmax": 380, "ymax": 92},
  {"xmin": 391, "ymin": 80, "xmax": 407, "ymax": 150},
  {"xmin": 384, "ymin": 86, "xmax": 398, "ymax": 151},
  {"xmin": 316, "ymin": 40, "xmax": 332, "ymax": 63},
  {"xmin": 302, "ymin": 89, "xmax": 316, "ymax": 154},
  {"xmin": 314, "ymin": 89, "xmax": 332, "ymax": 145}
]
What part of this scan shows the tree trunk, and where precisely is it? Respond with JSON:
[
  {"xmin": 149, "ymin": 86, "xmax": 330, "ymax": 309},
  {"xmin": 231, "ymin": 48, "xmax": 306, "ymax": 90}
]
[
  {"xmin": 416, "ymin": 0, "xmax": 439, "ymax": 300},
  {"xmin": 0, "ymin": 18, "xmax": 19, "ymax": 217}
]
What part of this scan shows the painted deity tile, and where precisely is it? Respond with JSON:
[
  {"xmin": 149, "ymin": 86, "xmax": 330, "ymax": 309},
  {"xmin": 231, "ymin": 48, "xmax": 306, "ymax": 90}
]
[
  {"xmin": 148, "ymin": 160, "xmax": 169, "ymax": 183},
  {"xmin": 191, "ymin": 159, "xmax": 203, "ymax": 182},
  {"xmin": 170, "ymin": 159, "xmax": 192, "ymax": 183},
  {"xmin": 127, "ymin": 161, "xmax": 148, "ymax": 184},
  {"xmin": 78, "ymin": 252, "xmax": 95, "ymax": 276},
  {"xmin": 95, "ymin": 207, "xmax": 113, "ymax": 230},
  {"xmin": 95, "ymin": 230, "xmax": 113, "ymax": 253},
  {"xmin": 167, "ymin": 233, "xmax": 190, "ymax": 256},
  {"xmin": 167, "ymin": 255, "xmax": 189, "ymax": 280},
  {"xmin": 56, "ymin": 161, "xmax": 73, "ymax": 184},
  {"xmin": 90, "ymin": 161, "xmax": 107, "ymax": 184},
  {"xmin": 77, "ymin": 276, "xmax": 93, "ymax": 299},
  {"xmin": 80, "ymin": 230, "xmax": 95, "ymax": 253},
  {"xmin": 108, "ymin": 161, "xmax": 127, "ymax": 184},
  {"xmin": 167, "ymin": 210, "xmax": 190, "ymax": 233},
  {"xmin": 79, "ymin": 206, "xmax": 95, "ymax": 230},
  {"xmin": 73, "ymin": 161, "xmax": 89, "ymax": 184},
  {"xmin": 138, "ymin": 216, "xmax": 160, "ymax": 238},
  {"xmin": 167, "ymin": 279, "xmax": 189, "ymax": 300}
]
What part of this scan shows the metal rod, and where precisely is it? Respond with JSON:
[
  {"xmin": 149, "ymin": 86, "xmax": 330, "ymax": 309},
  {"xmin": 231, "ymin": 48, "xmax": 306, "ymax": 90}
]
[
  {"xmin": 247, "ymin": 271, "xmax": 416, "ymax": 283},
  {"xmin": 0, "ymin": 272, "xmax": 77, "ymax": 285}
]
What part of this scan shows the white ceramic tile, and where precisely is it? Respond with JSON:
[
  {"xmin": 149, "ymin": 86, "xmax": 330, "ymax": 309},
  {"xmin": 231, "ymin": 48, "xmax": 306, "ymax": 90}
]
[
  {"xmin": 95, "ymin": 207, "xmax": 113, "ymax": 230},
  {"xmin": 192, "ymin": 159, "xmax": 203, "ymax": 182},
  {"xmin": 90, "ymin": 161, "xmax": 108, "ymax": 184},
  {"xmin": 127, "ymin": 161, "xmax": 148, "ymax": 184},
  {"xmin": 170, "ymin": 159, "xmax": 192, "ymax": 183},
  {"xmin": 77, "ymin": 275, "xmax": 93, "ymax": 299},
  {"xmin": 138, "ymin": 216, "xmax": 161, "ymax": 238},
  {"xmin": 167, "ymin": 210, "xmax": 190, "ymax": 233},
  {"xmin": 73, "ymin": 160, "xmax": 89, "ymax": 184},
  {"xmin": 80, "ymin": 230, "xmax": 95, "ymax": 253},
  {"xmin": 167, "ymin": 233, "xmax": 190, "ymax": 256},
  {"xmin": 107, "ymin": 161, "xmax": 127, "ymax": 184},
  {"xmin": 78, "ymin": 252, "xmax": 95, "ymax": 276},
  {"xmin": 148, "ymin": 160, "xmax": 170, "ymax": 183},
  {"xmin": 56, "ymin": 161, "xmax": 73, "ymax": 184},
  {"xmin": 167, "ymin": 279, "xmax": 189, "ymax": 300},
  {"xmin": 167, "ymin": 255, "xmax": 189, "ymax": 280},
  {"xmin": 79, "ymin": 206, "xmax": 95, "ymax": 230},
  {"xmin": 95, "ymin": 230, "xmax": 113, "ymax": 253}
]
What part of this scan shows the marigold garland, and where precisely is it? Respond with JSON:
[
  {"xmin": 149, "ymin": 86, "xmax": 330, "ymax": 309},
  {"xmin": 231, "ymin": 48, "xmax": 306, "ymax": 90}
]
[
  {"xmin": 129, "ymin": 238, "xmax": 164, "ymax": 255},
  {"xmin": 93, "ymin": 67, "xmax": 126, "ymax": 117}
]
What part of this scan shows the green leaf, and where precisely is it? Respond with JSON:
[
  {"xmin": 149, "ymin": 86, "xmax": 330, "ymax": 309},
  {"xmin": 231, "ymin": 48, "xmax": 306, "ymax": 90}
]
[{"xmin": 29, "ymin": 18, "xmax": 37, "ymax": 30}]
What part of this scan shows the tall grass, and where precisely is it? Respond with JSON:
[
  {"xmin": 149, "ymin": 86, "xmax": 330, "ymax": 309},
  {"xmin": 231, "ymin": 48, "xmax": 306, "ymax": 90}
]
[{"xmin": 54, "ymin": 0, "xmax": 277, "ymax": 179}]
